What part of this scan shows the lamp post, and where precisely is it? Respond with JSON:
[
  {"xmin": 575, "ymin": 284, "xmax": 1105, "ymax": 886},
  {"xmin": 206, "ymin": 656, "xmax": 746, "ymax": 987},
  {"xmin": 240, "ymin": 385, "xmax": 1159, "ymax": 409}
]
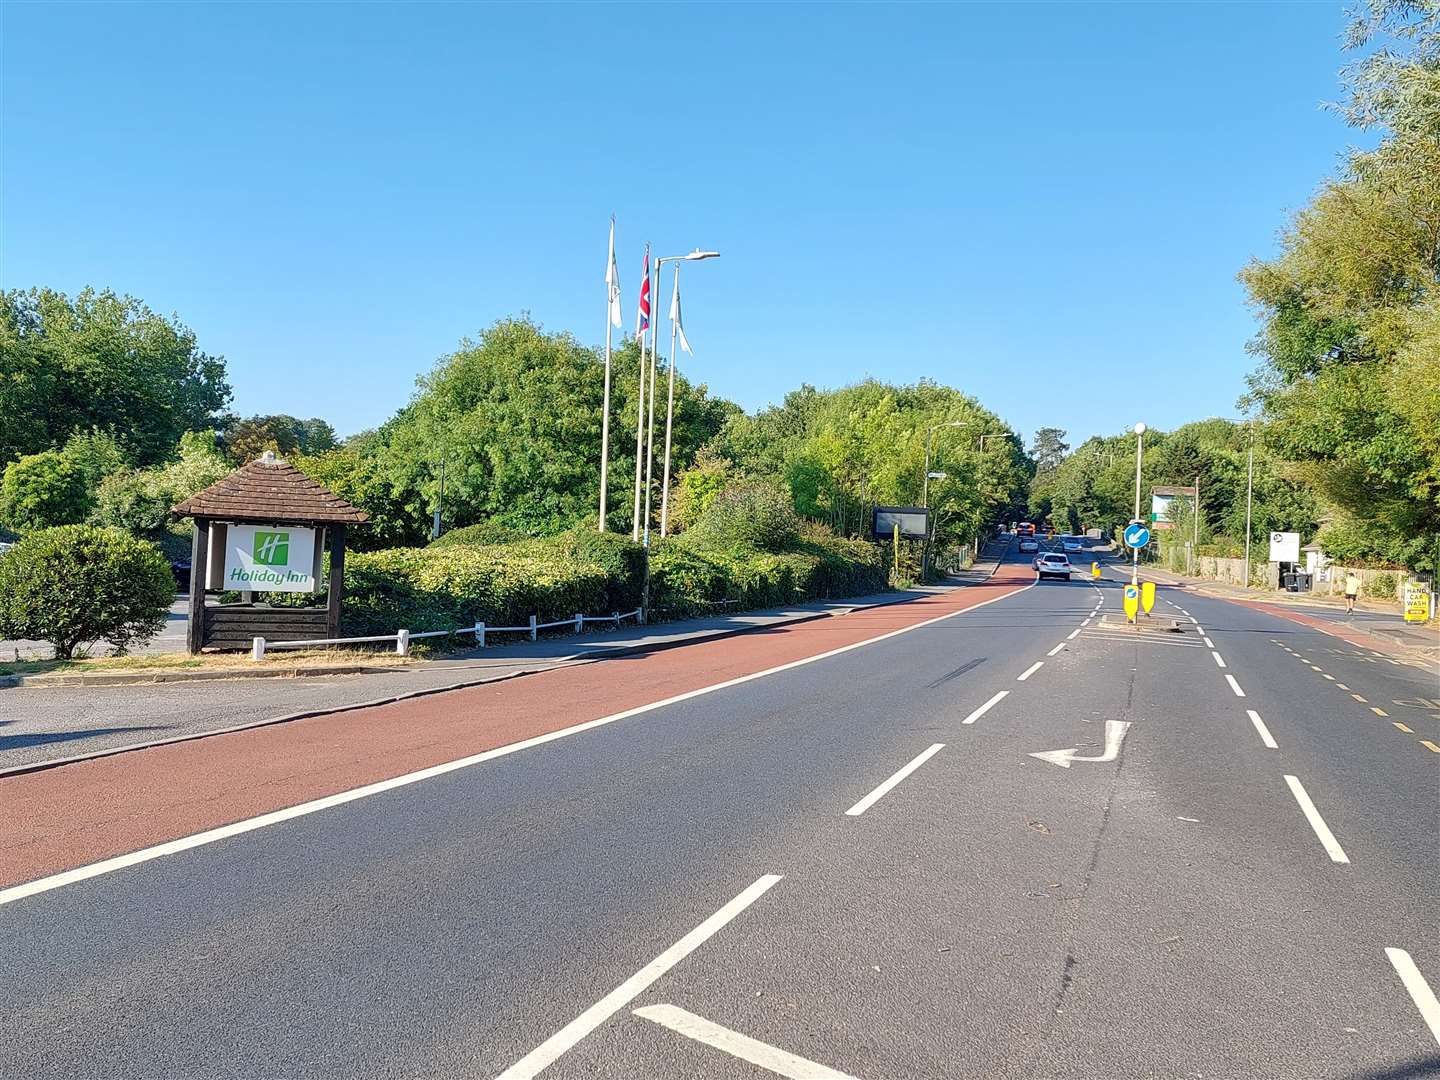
[
  {"xmin": 1242, "ymin": 420, "xmax": 1255, "ymax": 587},
  {"xmin": 922, "ymin": 421, "xmax": 969, "ymax": 579},
  {"xmin": 1131, "ymin": 422, "xmax": 1146, "ymax": 586},
  {"xmin": 657, "ymin": 250, "xmax": 720, "ymax": 538}
]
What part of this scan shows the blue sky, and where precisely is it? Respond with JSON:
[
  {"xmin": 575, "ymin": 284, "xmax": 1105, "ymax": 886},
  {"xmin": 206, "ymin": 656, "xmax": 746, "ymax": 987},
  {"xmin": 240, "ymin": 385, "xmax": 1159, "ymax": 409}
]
[{"xmin": 3, "ymin": 2, "xmax": 1359, "ymax": 448}]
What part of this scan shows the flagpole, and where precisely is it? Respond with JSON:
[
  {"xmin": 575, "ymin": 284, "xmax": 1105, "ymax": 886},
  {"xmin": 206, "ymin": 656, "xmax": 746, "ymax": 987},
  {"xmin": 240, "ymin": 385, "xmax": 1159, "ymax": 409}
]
[
  {"xmin": 642, "ymin": 257, "xmax": 661, "ymax": 544},
  {"xmin": 599, "ymin": 219, "xmax": 616, "ymax": 531},
  {"xmin": 631, "ymin": 245, "xmax": 650, "ymax": 541},
  {"xmin": 660, "ymin": 264, "xmax": 681, "ymax": 537}
]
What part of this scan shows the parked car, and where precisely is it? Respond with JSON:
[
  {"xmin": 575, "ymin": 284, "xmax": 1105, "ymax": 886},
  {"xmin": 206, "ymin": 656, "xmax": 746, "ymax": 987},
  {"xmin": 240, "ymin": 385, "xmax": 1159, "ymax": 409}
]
[
  {"xmin": 1018, "ymin": 537, "xmax": 1039, "ymax": 554},
  {"xmin": 1034, "ymin": 552, "xmax": 1073, "ymax": 580}
]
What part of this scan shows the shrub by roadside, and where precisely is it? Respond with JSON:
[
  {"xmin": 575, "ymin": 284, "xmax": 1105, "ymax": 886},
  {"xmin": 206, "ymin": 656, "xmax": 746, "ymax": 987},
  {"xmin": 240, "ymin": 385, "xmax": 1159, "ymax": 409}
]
[{"xmin": 0, "ymin": 525, "xmax": 175, "ymax": 659}]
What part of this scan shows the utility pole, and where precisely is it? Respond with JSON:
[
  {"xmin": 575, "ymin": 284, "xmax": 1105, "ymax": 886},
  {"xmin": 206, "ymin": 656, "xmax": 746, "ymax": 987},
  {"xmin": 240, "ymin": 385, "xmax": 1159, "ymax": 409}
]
[
  {"xmin": 1243, "ymin": 422, "xmax": 1255, "ymax": 588},
  {"xmin": 1131, "ymin": 422, "xmax": 1146, "ymax": 587}
]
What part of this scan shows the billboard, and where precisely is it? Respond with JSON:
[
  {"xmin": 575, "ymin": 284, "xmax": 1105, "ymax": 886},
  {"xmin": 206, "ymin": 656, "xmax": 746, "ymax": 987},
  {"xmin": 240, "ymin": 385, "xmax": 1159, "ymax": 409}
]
[
  {"xmin": 1149, "ymin": 485, "xmax": 1197, "ymax": 532},
  {"xmin": 222, "ymin": 524, "xmax": 319, "ymax": 592},
  {"xmin": 1268, "ymin": 531, "xmax": 1301, "ymax": 563},
  {"xmin": 873, "ymin": 506, "xmax": 929, "ymax": 540}
]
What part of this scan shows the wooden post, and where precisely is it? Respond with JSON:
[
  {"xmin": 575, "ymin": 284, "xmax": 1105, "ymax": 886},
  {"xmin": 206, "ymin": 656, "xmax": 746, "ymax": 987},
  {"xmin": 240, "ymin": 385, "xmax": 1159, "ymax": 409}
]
[
  {"xmin": 326, "ymin": 525, "xmax": 347, "ymax": 639},
  {"xmin": 187, "ymin": 518, "xmax": 210, "ymax": 654}
]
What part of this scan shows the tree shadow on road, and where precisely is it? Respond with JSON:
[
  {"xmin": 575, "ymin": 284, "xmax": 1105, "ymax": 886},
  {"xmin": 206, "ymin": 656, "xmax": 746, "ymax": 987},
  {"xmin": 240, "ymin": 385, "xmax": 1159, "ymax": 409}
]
[
  {"xmin": 0, "ymin": 722, "xmax": 171, "ymax": 754},
  {"xmin": 1344, "ymin": 1056, "xmax": 1440, "ymax": 1080}
]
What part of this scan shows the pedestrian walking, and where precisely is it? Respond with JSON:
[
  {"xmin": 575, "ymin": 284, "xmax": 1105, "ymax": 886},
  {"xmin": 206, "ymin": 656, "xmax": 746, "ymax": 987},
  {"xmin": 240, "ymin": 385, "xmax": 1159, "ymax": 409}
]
[{"xmin": 1344, "ymin": 572, "xmax": 1361, "ymax": 614}]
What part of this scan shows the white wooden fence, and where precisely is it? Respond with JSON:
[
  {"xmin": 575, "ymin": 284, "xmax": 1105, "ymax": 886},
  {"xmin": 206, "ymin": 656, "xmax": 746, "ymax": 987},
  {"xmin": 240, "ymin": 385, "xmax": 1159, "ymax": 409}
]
[{"xmin": 250, "ymin": 607, "xmax": 645, "ymax": 660}]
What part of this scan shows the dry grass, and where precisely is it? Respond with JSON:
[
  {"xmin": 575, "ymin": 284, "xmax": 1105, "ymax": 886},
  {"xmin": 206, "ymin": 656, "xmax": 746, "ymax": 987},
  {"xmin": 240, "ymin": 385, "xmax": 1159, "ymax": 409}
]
[{"xmin": 0, "ymin": 647, "xmax": 427, "ymax": 679}]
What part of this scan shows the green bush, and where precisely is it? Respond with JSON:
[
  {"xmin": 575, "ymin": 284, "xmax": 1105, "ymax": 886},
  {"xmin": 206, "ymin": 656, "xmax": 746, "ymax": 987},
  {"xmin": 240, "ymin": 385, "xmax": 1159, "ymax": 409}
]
[
  {"xmin": 1362, "ymin": 572, "xmax": 1397, "ymax": 600},
  {"xmin": 428, "ymin": 520, "xmax": 520, "ymax": 548},
  {"xmin": 1, "ymin": 451, "xmax": 90, "ymax": 531},
  {"xmin": 684, "ymin": 480, "xmax": 800, "ymax": 553},
  {"xmin": 0, "ymin": 525, "xmax": 176, "ymax": 658}
]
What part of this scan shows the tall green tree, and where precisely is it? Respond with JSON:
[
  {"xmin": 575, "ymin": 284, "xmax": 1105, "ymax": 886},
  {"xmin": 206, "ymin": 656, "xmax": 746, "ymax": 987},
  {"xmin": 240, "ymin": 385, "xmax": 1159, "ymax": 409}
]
[
  {"xmin": 0, "ymin": 288, "xmax": 232, "ymax": 466},
  {"xmin": 1240, "ymin": 0, "xmax": 1440, "ymax": 570}
]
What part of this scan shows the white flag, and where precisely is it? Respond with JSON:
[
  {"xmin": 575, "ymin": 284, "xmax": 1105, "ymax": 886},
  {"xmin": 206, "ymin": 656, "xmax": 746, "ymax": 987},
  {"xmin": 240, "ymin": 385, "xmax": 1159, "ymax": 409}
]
[
  {"xmin": 669, "ymin": 269, "xmax": 692, "ymax": 355},
  {"xmin": 606, "ymin": 218, "xmax": 622, "ymax": 328}
]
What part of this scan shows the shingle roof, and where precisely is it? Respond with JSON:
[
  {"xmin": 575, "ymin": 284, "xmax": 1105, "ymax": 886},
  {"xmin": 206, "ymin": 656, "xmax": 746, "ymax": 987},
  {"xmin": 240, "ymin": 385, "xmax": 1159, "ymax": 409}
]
[{"xmin": 172, "ymin": 456, "xmax": 370, "ymax": 525}]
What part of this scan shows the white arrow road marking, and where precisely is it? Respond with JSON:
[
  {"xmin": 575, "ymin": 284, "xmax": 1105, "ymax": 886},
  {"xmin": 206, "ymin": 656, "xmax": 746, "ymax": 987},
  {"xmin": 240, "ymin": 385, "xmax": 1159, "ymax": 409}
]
[
  {"xmin": 635, "ymin": 1004, "xmax": 861, "ymax": 1080},
  {"xmin": 1387, "ymin": 949, "xmax": 1440, "ymax": 1047},
  {"xmin": 496, "ymin": 875, "xmax": 783, "ymax": 1079},
  {"xmin": 1030, "ymin": 720, "xmax": 1131, "ymax": 769}
]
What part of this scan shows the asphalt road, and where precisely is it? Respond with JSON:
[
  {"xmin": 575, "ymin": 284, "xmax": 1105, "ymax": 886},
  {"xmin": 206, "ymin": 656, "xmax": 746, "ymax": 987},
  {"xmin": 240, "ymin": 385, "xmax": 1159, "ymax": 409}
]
[{"xmin": 2, "ymin": 539, "xmax": 1437, "ymax": 1079}]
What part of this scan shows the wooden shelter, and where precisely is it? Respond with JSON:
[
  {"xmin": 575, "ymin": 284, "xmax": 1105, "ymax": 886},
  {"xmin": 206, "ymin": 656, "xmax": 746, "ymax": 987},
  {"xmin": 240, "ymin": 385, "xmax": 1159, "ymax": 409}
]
[{"xmin": 172, "ymin": 452, "xmax": 368, "ymax": 653}]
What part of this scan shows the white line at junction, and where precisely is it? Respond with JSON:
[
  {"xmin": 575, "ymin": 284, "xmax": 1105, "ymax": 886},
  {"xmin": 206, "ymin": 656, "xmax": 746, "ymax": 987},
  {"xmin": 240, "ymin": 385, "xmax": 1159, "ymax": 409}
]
[
  {"xmin": 496, "ymin": 875, "xmax": 783, "ymax": 1079},
  {"xmin": 1284, "ymin": 775, "xmax": 1350, "ymax": 864},
  {"xmin": 634, "ymin": 1005, "xmax": 860, "ymax": 1080},
  {"xmin": 962, "ymin": 690, "xmax": 1008, "ymax": 726},
  {"xmin": 846, "ymin": 743, "xmax": 945, "ymax": 817}
]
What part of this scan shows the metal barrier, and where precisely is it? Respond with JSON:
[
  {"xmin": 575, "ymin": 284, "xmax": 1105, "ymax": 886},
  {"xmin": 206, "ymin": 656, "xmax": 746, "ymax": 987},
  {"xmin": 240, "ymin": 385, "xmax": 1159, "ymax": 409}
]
[{"xmin": 251, "ymin": 607, "xmax": 645, "ymax": 660}]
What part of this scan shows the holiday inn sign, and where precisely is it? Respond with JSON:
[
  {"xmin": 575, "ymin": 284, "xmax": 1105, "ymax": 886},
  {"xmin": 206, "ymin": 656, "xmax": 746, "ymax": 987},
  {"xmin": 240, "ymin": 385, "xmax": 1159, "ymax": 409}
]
[{"xmin": 222, "ymin": 524, "xmax": 319, "ymax": 592}]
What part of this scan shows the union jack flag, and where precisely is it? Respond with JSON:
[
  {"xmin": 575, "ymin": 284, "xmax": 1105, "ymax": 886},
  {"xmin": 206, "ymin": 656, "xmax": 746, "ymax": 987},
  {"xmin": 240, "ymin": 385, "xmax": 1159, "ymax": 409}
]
[{"xmin": 635, "ymin": 246, "xmax": 651, "ymax": 339}]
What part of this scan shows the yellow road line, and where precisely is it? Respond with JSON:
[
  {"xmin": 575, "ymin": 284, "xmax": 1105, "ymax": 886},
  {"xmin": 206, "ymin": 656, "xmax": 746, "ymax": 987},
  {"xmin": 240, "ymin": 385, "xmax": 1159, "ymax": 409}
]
[
  {"xmin": 1421, "ymin": 741, "xmax": 1440, "ymax": 754},
  {"xmin": 1394, "ymin": 722, "xmax": 1414, "ymax": 733}
]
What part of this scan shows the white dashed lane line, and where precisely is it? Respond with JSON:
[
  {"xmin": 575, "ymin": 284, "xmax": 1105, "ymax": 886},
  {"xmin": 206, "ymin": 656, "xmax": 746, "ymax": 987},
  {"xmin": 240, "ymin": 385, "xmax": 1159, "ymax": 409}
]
[
  {"xmin": 846, "ymin": 743, "xmax": 946, "ymax": 817},
  {"xmin": 1247, "ymin": 710, "xmax": 1278, "ymax": 749},
  {"xmin": 1211, "ymin": 652, "xmax": 1227, "ymax": 669},
  {"xmin": 1284, "ymin": 775, "xmax": 1350, "ymax": 864},
  {"xmin": 962, "ymin": 690, "xmax": 1008, "ymax": 726},
  {"xmin": 1224, "ymin": 673, "xmax": 1246, "ymax": 698},
  {"xmin": 1017, "ymin": 661, "xmax": 1044, "ymax": 682},
  {"xmin": 1386, "ymin": 949, "xmax": 1440, "ymax": 1047},
  {"xmin": 1047, "ymin": 643, "xmax": 1067, "ymax": 657}
]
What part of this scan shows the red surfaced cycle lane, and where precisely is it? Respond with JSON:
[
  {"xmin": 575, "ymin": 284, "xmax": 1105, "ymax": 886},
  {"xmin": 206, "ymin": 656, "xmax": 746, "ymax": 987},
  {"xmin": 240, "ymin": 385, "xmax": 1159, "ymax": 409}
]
[{"xmin": 2, "ymin": 566, "xmax": 1032, "ymax": 892}]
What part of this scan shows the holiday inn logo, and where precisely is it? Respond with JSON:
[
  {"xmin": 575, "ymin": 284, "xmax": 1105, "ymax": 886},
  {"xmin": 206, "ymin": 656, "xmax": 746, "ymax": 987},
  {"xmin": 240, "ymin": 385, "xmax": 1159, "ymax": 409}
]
[{"xmin": 253, "ymin": 531, "xmax": 290, "ymax": 566}]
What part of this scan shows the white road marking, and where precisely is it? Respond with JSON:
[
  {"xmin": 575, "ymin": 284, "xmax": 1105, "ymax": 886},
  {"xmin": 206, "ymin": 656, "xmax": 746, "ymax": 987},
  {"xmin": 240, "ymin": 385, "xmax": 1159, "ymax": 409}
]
[
  {"xmin": 1385, "ymin": 949, "xmax": 1440, "ymax": 1047},
  {"xmin": 1321, "ymin": 673, "xmax": 1335, "ymax": 681},
  {"xmin": 1284, "ymin": 775, "xmax": 1349, "ymax": 864},
  {"xmin": 1081, "ymin": 617, "xmax": 1092, "ymax": 626},
  {"xmin": 1247, "ymin": 709, "xmax": 1278, "ymax": 749},
  {"xmin": 1067, "ymin": 628, "xmax": 1082, "ymax": 640},
  {"xmin": 1030, "ymin": 719, "xmax": 1131, "ymax": 769},
  {"xmin": 1203, "ymin": 636, "xmax": 1215, "ymax": 648},
  {"xmin": 962, "ymin": 690, "xmax": 1009, "ymax": 726},
  {"xmin": 1336, "ymin": 683, "xmax": 1350, "ymax": 690},
  {"xmin": 635, "ymin": 1005, "xmax": 859, "ymax": 1080},
  {"xmin": 1047, "ymin": 642, "xmax": 1067, "ymax": 656},
  {"xmin": 1372, "ymin": 707, "xmax": 1389, "ymax": 717},
  {"xmin": 1352, "ymin": 693, "xmax": 1368, "ymax": 703},
  {"xmin": 1017, "ymin": 661, "xmax": 1044, "ymax": 681},
  {"xmin": 1188, "ymin": 616, "xmax": 1198, "ymax": 625},
  {"xmin": 496, "ymin": 875, "xmax": 783, "ymax": 1079},
  {"xmin": 846, "ymin": 743, "xmax": 945, "ymax": 816},
  {"xmin": 1211, "ymin": 651, "xmax": 1227, "ymax": 669},
  {"xmin": 0, "ymin": 584, "xmax": 1036, "ymax": 909},
  {"xmin": 1224, "ymin": 673, "xmax": 1246, "ymax": 697}
]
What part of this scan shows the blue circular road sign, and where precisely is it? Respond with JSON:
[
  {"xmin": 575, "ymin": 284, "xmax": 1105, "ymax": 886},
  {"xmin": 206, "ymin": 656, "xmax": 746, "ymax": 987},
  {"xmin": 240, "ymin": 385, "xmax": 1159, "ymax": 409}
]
[{"xmin": 1124, "ymin": 522, "xmax": 1151, "ymax": 549}]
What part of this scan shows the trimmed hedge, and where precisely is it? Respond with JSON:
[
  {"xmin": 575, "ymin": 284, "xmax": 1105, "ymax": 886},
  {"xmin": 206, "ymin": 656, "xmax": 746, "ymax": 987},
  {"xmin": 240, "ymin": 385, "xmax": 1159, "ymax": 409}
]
[
  {"xmin": 343, "ymin": 529, "xmax": 644, "ymax": 636},
  {"xmin": 342, "ymin": 523, "xmax": 886, "ymax": 639}
]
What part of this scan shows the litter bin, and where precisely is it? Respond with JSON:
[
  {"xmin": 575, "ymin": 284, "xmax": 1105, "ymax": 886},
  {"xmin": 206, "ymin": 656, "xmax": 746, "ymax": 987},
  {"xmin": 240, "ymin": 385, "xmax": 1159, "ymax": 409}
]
[{"xmin": 1283, "ymin": 572, "xmax": 1312, "ymax": 593}]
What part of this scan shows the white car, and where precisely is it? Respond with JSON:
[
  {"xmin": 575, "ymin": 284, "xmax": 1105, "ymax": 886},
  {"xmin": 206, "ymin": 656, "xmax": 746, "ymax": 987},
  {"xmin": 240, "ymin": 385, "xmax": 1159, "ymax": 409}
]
[
  {"xmin": 1034, "ymin": 552, "xmax": 1072, "ymax": 580},
  {"xmin": 1062, "ymin": 538, "xmax": 1083, "ymax": 553}
]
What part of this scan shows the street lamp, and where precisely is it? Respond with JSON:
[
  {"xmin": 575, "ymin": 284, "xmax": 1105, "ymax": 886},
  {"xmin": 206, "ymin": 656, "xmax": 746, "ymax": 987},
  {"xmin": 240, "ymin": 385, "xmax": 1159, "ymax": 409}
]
[
  {"xmin": 922, "ymin": 421, "xmax": 970, "ymax": 579},
  {"xmin": 1130, "ymin": 422, "xmax": 1146, "ymax": 586}
]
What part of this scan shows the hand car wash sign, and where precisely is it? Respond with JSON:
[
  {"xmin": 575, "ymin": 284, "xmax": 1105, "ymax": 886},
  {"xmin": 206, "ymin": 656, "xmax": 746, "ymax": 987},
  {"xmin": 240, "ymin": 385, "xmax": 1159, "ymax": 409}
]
[{"xmin": 223, "ymin": 524, "xmax": 318, "ymax": 592}]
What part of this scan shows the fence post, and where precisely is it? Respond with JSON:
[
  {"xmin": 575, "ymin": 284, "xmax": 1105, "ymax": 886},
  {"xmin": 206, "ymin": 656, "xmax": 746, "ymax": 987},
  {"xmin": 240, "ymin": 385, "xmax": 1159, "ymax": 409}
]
[
  {"xmin": 529, "ymin": 614, "xmax": 538, "ymax": 641},
  {"xmin": 251, "ymin": 636, "xmax": 266, "ymax": 661},
  {"xmin": 474, "ymin": 621, "xmax": 485, "ymax": 648},
  {"xmin": 396, "ymin": 629, "xmax": 410, "ymax": 656},
  {"xmin": 575, "ymin": 612, "xmax": 583, "ymax": 633}
]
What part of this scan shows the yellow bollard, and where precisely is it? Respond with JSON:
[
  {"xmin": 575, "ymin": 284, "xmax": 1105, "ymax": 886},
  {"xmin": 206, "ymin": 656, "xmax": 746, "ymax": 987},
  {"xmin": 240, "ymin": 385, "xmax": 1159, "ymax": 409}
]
[
  {"xmin": 1123, "ymin": 583, "xmax": 1140, "ymax": 623},
  {"xmin": 1140, "ymin": 580, "xmax": 1156, "ymax": 615},
  {"xmin": 1091, "ymin": 561, "xmax": 1101, "ymax": 579}
]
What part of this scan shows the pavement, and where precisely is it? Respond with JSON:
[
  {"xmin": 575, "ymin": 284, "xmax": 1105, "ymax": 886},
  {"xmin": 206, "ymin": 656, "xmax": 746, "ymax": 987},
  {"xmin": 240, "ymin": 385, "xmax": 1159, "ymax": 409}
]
[
  {"xmin": 0, "ymin": 595, "xmax": 191, "ymax": 661},
  {"xmin": 2, "ymin": 537, "xmax": 1437, "ymax": 1079}
]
